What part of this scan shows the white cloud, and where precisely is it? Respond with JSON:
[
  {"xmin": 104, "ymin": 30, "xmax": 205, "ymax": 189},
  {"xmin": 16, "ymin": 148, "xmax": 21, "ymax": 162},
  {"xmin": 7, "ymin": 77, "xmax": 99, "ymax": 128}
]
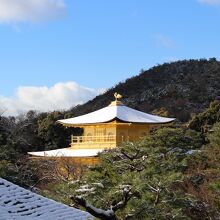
[
  {"xmin": 153, "ymin": 34, "xmax": 174, "ymax": 48},
  {"xmin": 0, "ymin": 0, "xmax": 66, "ymax": 23},
  {"xmin": 0, "ymin": 82, "xmax": 103, "ymax": 116},
  {"xmin": 197, "ymin": 0, "xmax": 220, "ymax": 5}
]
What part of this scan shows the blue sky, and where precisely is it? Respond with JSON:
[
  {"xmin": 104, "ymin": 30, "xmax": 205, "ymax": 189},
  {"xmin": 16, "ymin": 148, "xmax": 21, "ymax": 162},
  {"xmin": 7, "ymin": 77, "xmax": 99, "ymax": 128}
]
[{"xmin": 0, "ymin": 0, "xmax": 220, "ymax": 115}]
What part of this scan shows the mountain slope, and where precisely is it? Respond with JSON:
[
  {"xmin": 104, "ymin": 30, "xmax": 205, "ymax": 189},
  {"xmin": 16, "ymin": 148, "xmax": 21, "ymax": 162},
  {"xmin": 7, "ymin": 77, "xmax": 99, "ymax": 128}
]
[{"xmin": 68, "ymin": 58, "xmax": 220, "ymax": 122}]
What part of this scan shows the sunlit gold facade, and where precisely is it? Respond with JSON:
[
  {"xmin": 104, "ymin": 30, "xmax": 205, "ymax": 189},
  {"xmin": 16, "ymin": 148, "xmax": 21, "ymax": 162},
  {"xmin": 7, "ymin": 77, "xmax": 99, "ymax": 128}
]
[{"xmin": 69, "ymin": 120, "xmax": 151, "ymax": 150}]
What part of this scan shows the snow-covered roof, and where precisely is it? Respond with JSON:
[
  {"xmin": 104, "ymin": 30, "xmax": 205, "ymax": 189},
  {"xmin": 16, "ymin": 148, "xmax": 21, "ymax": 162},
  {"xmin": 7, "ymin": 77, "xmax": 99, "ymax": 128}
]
[
  {"xmin": 28, "ymin": 148, "xmax": 104, "ymax": 157},
  {"xmin": 58, "ymin": 101, "xmax": 175, "ymax": 126},
  {"xmin": 0, "ymin": 178, "xmax": 92, "ymax": 220}
]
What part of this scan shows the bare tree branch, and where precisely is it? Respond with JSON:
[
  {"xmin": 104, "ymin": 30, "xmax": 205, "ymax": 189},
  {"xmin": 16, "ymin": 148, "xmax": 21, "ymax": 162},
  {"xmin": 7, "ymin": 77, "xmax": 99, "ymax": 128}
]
[
  {"xmin": 73, "ymin": 196, "xmax": 117, "ymax": 220},
  {"xmin": 120, "ymin": 147, "xmax": 141, "ymax": 161}
]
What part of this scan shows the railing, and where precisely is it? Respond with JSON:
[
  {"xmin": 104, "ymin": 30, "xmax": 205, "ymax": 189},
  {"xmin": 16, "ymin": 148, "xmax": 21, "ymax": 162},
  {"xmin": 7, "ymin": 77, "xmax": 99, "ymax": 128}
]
[{"xmin": 71, "ymin": 135, "xmax": 120, "ymax": 144}]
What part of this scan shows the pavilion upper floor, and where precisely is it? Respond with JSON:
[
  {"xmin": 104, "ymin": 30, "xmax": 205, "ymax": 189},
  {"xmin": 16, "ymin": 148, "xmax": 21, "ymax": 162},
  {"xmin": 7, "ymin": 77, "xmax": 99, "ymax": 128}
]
[{"xmin": 70, "ymin": 122, "xmax": 151, "ymax": 149}]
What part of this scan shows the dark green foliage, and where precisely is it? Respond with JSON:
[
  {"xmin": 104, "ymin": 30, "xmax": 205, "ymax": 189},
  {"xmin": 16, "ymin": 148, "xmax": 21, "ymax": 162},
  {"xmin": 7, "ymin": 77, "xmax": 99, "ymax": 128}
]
[
  {"xmin": 179, "ymin": 122, "xmax": 220, "ymax": 218},
  {"xmin": 37, "ymin": 111, "xmax": 80, "ymax": 150},
  {"xmin": 189, "ymin": 100, "xmax": 220, "ymax": 132},
  {"xmin": 72, "ymin": 128, "xmax": 204, "ymax": 219},
  {"xmin": 0, "ymin": 111, "xmax": 42, "ymax": 186},
  {"xmin": 204, "ymin": 123, "xmax": 220, "ymax": 211},
  {"xmin": 208, "ymin": 122, "xmax": 220, "ymax": 146}
]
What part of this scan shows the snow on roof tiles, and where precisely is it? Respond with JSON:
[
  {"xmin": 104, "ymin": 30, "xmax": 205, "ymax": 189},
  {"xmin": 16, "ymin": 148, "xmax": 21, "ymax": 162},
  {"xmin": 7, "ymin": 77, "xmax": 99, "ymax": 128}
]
[
  {"xmin": 0, "ymin": 178, "xmax": 92, "ymax": 220},
  {"xmin": 28, "ymin": 148, "xmax": 104, "ymax": 157},
  {"xmin": 58, "ymin": 102, "xmax": 175, "ymax": 125}
]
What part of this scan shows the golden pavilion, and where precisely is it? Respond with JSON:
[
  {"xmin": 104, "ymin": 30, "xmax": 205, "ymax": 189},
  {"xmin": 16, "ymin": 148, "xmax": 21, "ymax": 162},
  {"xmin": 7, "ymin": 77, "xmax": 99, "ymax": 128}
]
[{"xmin": 28, "ymin": 93, "xmax": 175, "ymax": 160}]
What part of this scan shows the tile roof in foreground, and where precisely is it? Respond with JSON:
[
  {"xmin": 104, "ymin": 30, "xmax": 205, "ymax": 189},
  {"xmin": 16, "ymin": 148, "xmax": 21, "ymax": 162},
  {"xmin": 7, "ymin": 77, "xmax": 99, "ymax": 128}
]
[{"xmin": 0, "ymin": 178, "xmax": 92, "ymax": 220}]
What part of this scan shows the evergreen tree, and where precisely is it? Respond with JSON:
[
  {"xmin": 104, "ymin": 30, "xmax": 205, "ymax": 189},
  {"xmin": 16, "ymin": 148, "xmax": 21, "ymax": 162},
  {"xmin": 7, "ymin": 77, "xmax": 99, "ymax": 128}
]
[{"xmin": 72, "ymin": 128, "xmax": 204, "ymax": 219}]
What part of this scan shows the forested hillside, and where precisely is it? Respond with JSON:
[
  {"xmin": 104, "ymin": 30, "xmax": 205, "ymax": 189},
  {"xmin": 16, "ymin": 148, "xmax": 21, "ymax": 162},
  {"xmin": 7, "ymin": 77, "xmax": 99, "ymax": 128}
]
[{"xmin": 68, "ymin": 58, "xmax": 220, "ymax": 122}]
